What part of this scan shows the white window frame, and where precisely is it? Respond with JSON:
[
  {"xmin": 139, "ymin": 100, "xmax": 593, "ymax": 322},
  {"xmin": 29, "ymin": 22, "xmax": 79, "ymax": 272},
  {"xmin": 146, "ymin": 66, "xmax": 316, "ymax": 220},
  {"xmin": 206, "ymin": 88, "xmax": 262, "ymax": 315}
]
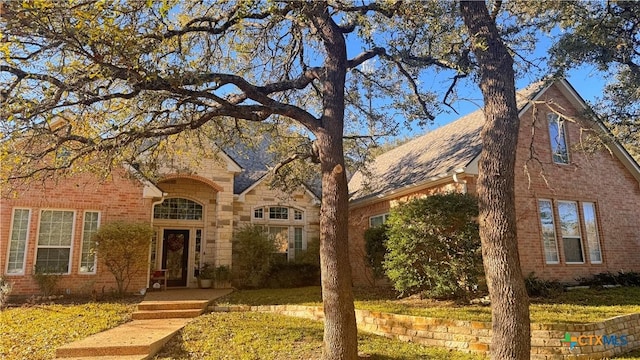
[
  {"xmin": 253, "ymin": 207, "xmax": 264, "ymax": 219},
  {"xmin": 79, "ymin": 211, "xmax": 100, "ymax": 274},
  {"xmin": 269, "ymin": 206, "xmax": 289, "ymax": 220},
  {"xmin": 293, "ymin": 209, "xmax": 304, "ymax": 221},
  {"xmin": 548, "ymin": 113, "xmax": 570, "ymax": 165},
  {"xmin": 369, "ymin": 213, "xmax": 389, "ymax": 228},
  {"xmin": 582, "ymin": 202, "xmax": 603, "ymax": 264},
  {"xmin": 557, "ymin": 201, "xmax": 585, "ymax": 264},
  {"xmin": 538, "ymin": 199, "xmax": 560, "ymax": 264},
  {"xmin": 36, "ymin": 209, "xmax": 76, "ymax": 275},
  {"xmin": 6, "ymin": 208, "xmax": 31, "ymax": 275}
]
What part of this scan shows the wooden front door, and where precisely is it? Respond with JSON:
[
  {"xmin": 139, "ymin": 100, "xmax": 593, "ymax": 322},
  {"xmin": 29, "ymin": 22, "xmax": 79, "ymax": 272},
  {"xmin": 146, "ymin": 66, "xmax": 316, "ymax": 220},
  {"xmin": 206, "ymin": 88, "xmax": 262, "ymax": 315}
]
[{"xmin": 162, "ymin": 229, "xmax": 189, "ymax": 287}]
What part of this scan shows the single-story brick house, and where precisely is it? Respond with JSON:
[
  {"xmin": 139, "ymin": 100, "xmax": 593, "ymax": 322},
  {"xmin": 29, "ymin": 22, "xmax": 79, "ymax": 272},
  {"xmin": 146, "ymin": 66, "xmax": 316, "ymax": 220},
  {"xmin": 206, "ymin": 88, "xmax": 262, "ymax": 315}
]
[
  {"xmin": 1, "ymin": 143, "xmax": 320, "ymax": 295},
  {"xmin": 347, "ymin": 78, "xmax": 640, "ymax": 286}
]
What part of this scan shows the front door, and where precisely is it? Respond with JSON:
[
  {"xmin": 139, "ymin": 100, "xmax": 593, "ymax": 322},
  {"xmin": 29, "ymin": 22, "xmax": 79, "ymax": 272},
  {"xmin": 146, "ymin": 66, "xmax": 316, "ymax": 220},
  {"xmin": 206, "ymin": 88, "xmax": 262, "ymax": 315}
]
[{"xmin": 162, "ymin": 229, "xmax": 189, "ymax": 287}]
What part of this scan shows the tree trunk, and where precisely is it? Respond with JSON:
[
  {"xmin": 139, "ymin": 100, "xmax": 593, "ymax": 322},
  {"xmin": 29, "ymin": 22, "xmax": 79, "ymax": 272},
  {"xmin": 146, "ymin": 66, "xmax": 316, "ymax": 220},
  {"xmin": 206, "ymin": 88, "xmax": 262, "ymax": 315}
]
[
  {"xmin": 308, "ymin": 5, "xmax": 359, "ymax": 360},
  {"xmin": 459, "ymin": 2, "xmax": 531, "ymax": 360}
]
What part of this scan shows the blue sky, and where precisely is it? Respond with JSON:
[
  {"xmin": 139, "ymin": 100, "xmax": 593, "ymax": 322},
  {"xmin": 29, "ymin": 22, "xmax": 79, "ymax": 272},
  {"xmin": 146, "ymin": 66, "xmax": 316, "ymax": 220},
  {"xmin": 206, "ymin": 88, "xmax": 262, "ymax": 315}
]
[{"xmin": 386, "ymin": 34, "xmax": 609, "ymax": 140}]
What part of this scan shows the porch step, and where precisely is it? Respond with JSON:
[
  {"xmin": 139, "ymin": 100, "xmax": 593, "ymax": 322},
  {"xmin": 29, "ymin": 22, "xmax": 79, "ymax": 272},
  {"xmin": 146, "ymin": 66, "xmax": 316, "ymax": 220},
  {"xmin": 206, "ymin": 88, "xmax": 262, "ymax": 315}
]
[
  {"xmin": 132, "ymin": 308, "xmax": 204, "ymax": 320},
  {"xmin": 137, "ymin": 300, "xmax": 209, "ymax": 311},
  {"xmin": 56, "ymin": 319, "xmax": 190, "ymax": 358}
]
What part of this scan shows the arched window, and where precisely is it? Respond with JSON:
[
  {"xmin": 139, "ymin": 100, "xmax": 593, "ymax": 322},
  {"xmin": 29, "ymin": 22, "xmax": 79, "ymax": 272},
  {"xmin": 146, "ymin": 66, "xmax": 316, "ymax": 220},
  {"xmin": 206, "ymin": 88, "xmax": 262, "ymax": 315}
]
[{"xmin": 154, "ymin": 198, "xmax": 203, "ymax": 220}]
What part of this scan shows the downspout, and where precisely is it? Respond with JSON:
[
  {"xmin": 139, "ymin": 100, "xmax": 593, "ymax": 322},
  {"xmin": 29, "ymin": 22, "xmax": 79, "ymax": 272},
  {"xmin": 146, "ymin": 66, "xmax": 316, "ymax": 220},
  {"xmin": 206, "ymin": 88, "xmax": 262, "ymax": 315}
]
[
  {"xmin": 147, "ymin": 194, "xmax": 167, "ymax": 290},
  {"xmin": 453, "ymin": 172, "xmax": 468, "ymax": 194}
]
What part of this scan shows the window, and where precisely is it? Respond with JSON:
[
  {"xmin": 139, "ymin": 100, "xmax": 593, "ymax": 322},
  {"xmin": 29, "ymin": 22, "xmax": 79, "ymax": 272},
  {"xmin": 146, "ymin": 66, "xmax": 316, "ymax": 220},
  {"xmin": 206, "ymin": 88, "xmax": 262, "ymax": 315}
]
[
  {"xmin": 255, "ymin": 206, "xmax": 307, "ymax": 262},
  {"xmin": 6, "ymin": 208, "xmax": 31, "ymax": 274},
  {"xmin": 154, "ymin": 198, "xmax": 203, "ymax": 220},
  {"xmin": 269, "ymin": 226, "xmax": 290, "ymax": 255},
  {"xmin": 194, "ymin": 229, "xmax": 203, "ymax": 277},
  {"xmin": 557, "ymin": 201, "xmax": 584, "ymax": 263},
  {"xmin": 369, "ymin": 213, "xmax": 389, "ymax": 228},
  {"xmin": 582, "ymin": 202, "xmax": 602, "ymax": 263},
  {"xmin": 269, "ymin": 207, "xmax": 289, "ymax": 220},
  {"xmin": 293, "ymin": 227, "xmax": 304, "ymax": 256},
  {"xmin": 36, "ymin": 210, "xmax": 75, "ymax": 273},
  {"xmin": 79, "ymin": 211, "xmax": 100, "ymax": 274},
  {"xmin": 548, "ymin": 114, "xmax": 569, "ymax": 164},
  {"xmin": 538, "ymin": 200, "xmax": 560, "ymax": 264}
]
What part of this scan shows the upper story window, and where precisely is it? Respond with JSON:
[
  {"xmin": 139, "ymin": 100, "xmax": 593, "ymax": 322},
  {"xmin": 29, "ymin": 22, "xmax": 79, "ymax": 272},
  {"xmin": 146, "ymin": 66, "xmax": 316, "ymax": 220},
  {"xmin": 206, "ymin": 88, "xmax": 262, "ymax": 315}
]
[
  {"xmin": 254, "ymin": 208, "xmax": 264, "ymax": 219},
  {"xmin": 294, "ymin": 209, "xmax": 303, "ymax": 221},
  {"xmin": 548, "ymin": 113, "xmax": 569, "ymax": 164},
  {"xmin": 369, "ymin": 213, "xmax": 389, "ymax": 228},
  {"xmin": 154, "ymin": 198, "xmax": 203, "ymax": 220}
]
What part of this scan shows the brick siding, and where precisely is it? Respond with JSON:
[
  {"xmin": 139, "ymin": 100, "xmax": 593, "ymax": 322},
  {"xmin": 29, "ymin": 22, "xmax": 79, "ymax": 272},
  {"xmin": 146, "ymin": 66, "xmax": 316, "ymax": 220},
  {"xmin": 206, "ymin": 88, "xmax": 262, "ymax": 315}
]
[
  {"xmin": 347, "ymin": 83, "xmax": 640, "ymax": 286},
  {"xmin": 1, "ymin": 169, "xmax": 152, "ymax": 295}
]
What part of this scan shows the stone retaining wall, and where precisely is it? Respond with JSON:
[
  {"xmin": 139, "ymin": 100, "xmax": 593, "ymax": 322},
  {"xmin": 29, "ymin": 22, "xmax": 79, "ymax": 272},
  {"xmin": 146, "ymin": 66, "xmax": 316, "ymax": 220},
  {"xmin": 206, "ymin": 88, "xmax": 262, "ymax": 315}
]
[{"xmin": 211, "ymin": 305, "xmax": 640, "ymax": 359}]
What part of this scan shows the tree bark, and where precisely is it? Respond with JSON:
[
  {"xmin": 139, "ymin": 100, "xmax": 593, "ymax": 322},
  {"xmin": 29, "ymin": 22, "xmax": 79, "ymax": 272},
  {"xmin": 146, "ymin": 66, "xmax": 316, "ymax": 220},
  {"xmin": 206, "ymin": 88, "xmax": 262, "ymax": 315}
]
[
  {"xmin": 307, "ymin": 4, "xmax": 359, "ymax": 360},
  {"xmin": 459, "ymin": 2, "xmax": 531, "ymax": 360}
]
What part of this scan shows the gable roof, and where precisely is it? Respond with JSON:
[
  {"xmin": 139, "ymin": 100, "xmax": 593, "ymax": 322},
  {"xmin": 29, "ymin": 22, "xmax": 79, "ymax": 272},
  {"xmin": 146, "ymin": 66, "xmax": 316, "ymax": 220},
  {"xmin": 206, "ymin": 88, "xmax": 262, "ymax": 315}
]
[
  {"xmin": 348, "ymin": 79, "xmax": 565, "ymax": 204},
  {"xmin": 349, "ymin": 78, "xmax": 640, "ymax": 205}
]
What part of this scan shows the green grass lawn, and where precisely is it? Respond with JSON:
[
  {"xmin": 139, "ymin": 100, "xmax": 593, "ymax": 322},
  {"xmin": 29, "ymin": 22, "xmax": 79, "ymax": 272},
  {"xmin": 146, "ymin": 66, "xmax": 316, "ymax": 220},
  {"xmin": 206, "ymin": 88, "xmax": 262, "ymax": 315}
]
[
  {"xmin": 153, "ymin": 311, "xmax": 486, "ymax": 360},
  {"xmin": 0, "ymin": 301, "xmax": 135, "ymax": 360},
  {"xmin": 3, "ymin": 287, "xmax": 640, "ymax": 360},
  {"xmin": 219, "ymin": 286, "xmax": 640, "ymax": 324}
]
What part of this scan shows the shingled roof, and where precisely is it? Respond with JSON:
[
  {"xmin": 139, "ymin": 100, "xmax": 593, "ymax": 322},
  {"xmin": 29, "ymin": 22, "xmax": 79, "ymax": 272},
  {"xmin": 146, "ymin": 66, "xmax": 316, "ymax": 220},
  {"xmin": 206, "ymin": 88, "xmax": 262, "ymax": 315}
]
[{"xmin": 348, "ymin": 81, "xmax": 546, "ymax": 203}]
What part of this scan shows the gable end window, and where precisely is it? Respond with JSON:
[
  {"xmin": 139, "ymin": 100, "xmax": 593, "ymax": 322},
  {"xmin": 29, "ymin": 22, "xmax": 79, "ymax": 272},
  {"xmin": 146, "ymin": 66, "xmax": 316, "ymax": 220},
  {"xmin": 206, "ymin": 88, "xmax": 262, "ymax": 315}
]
[
  {"xmin": 36, "ymin": 210, "xmax": 75, "ymax": 274},
  {"xmin": 548, "ymin": 113, "xmax": 569, "ymax": 164},
  {"xmin": 6, "ymin": 208, "xmax": 31, "ymax": 274}
]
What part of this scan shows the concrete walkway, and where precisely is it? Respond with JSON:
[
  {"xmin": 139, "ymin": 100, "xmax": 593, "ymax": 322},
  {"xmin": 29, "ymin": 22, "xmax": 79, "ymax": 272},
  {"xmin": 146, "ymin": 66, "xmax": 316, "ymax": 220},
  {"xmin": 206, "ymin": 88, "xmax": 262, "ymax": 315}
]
[{"xmin": 55, "ymin": 288, "xmax": 233, "ymax": 360}]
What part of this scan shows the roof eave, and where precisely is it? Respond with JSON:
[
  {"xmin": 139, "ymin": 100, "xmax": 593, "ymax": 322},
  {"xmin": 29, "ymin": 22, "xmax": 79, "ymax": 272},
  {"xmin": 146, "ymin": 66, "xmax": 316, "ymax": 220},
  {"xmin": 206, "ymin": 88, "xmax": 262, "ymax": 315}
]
[{"xmin": 349, "ymin": 168, "xmax": 470, "ymax": 210}]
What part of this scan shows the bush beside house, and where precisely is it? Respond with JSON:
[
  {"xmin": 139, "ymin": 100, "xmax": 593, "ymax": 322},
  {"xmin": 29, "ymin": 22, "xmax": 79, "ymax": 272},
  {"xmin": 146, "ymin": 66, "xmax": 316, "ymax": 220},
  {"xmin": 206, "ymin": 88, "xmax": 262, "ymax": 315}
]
[
  {"xmin": 94, "ymin": 221, "xmax": 154, "ymax": 295},
  {"xmin": 383, "ymin": 193, "xmax": 483, "ymax": 299}
]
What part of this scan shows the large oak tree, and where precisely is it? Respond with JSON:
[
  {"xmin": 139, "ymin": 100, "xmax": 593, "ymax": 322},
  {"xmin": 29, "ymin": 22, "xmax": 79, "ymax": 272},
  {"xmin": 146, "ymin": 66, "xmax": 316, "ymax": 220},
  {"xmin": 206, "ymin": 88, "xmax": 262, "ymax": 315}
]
[{"xmin": 1, "ymin": 2, "xmax": 461, "ymax": 359}]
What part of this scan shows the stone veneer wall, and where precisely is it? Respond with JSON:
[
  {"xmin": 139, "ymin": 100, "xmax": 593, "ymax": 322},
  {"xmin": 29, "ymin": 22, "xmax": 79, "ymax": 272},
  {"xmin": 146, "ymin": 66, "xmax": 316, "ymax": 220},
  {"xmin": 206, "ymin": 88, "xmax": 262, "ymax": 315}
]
[{"xmin": 211, "ymin": 305, "xmax": 640, "ymax": 359}]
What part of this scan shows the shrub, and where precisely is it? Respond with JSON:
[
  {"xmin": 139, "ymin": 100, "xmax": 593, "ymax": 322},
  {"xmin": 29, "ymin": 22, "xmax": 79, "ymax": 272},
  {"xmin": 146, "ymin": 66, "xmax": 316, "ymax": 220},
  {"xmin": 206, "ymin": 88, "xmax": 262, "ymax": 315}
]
[
  {"xmin": 232, "ymin": 225, "xmax": 278, "ymax": 288},
  {"xmin": 32, "ymin": 265, "xmax": 63, "ymax": 297},
  {"xmin": 364, "ymin": 224, "xmax": 388, "ymax": 281},
  {"xmin": 265, "ymin": 263, "xmax": 321, "ymax": 288},
  {"xmin": 524, "ymin": 272, "xmax": 564, "ymax": 297},
  {"xmin": 94, "ymin": 221, "xmax": 154, "ymax": 295},
  {"xmin": 577, "ymin": 271, "xmax": 640, "ymax": 287},
  {"xmin": 0, "ymin": 275, "xmax": 12, "ymax": 309},
  {"xmin": 383, "ymin": 193, "xmax": 483, "ymax": 299},
  {"xmin": 293, "ymin": 237, "xmax": 320, "ymax": 266}
]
